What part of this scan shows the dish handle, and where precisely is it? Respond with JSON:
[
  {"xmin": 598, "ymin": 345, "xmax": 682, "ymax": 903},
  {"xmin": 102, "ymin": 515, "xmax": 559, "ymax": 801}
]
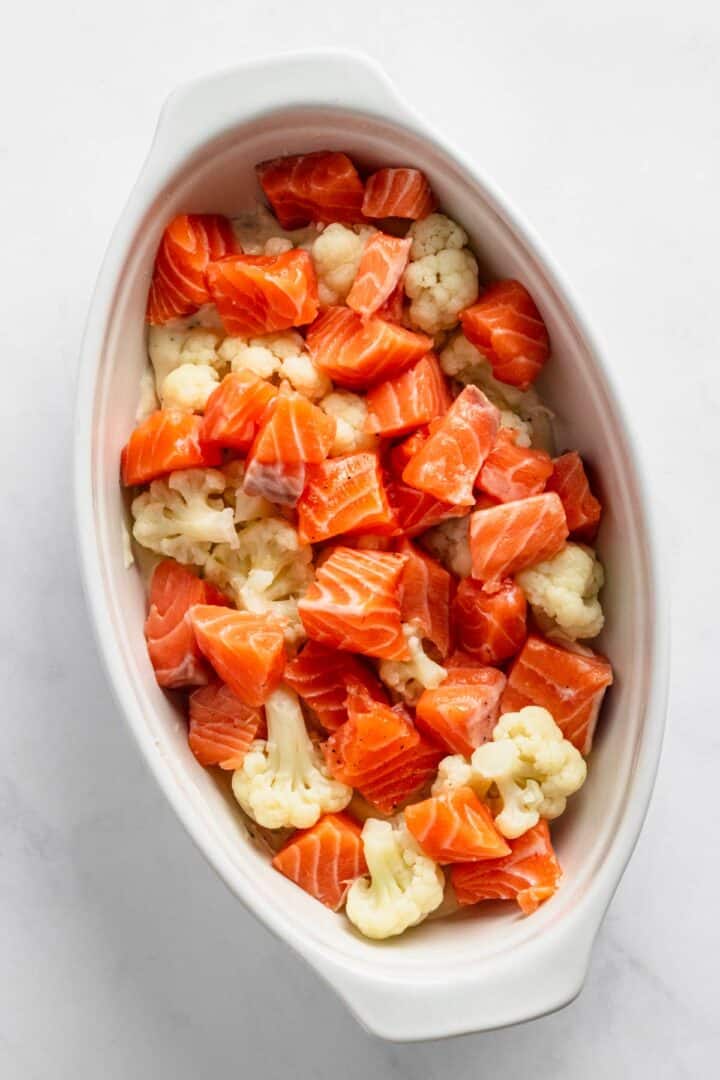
[
  {"xmin": 303, "ymin": 907, "xmax": 600, "ymax": 1041},
  {"xmin": 144, "ymin": 50, "xmax": 415, "ymax": 174}
]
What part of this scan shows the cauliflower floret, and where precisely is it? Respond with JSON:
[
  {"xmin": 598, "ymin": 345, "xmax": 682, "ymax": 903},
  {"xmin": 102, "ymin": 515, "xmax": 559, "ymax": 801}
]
[
  {"xmin": 232, "ymin": 204, "xmax": 319, "ymax": 255},
  {"xmin": 136, "ymin": 368, "xmax": 159, "ymax": 422},
  {"xmin": 345, "ymin": 818, "xmax": 445, "ymax": 940},
  {"xmin": 431, "ymin": 755, "xmax": 474, "ymax": 796},
  {"xmin": 421, "ymin": 515, "xmax": 472, "ymax": 578},
  {"xmin": 131, "ymin": 468, "xmax": 238, "ymax": 567},
  {"xmin": 440, "ymin": 333, "xmax": 554, "ymax": 449},
  {"xmin": 379, "ymin": 624, "xmax": 447, "ymax": 705},
  {"xmin": 517, "ymin": 544, "xmax": 605, "ymax": 641},
  {"xmin": 204, "ymin": 516, "xmax": 313, "ymax": 643},
  {"xmin": 232, "ymin": 685, "xmax": 351, "ymax": 829},
  {"xmin": 311, "ymin": 223, "xmax": 375, "ymax": 307},
  {"xmin": 264, "ymin": 236, "xmax": 293, "ymax": 256},
  {"xmin": 160, "ymin": 362, "xmax": 219, "ymax": 412},
  {"xmin": 148, "ymin": 323, "xmax": 226, "ymax": 396},
  {"xmin": 404, "ymin": 214, "xmax": 479, "ymax": 334},
  {"xmin": 221, "ymin": 461, "xmax": 274, "ymax": 524},
  {"xmin": 218, "ymin": 329, "xmax": 327, "ymax": 400},
  {"xmin": 319, "ymin": 391, "xmax": 379, "ymax": 455},
  {"xmin": 278, "ymin": 351, "xmax": 331, "ymax": 401},
  {"xmin": 471, "ymin": 706, "xmax": 587, "ymax": 838}
]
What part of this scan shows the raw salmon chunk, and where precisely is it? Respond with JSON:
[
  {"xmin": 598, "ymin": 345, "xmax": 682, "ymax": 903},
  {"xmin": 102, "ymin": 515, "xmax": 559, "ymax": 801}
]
[
  {"xmin": 366, "ymin": 353, "xmax": 451, "ymax": 437},
  {"xmin": 546, "ymin": 451, "xmax": 602, "ymax": 540},
  {"xmin": 284, "ymin": 641, "xmax": 388, "ymax": 732},
  {"xmin": 297, "ymin": 452, "xmax": 396, "ymax": 543},
  {"xmin": 386, "ymin": 478, "xmax": 466, "ymax": 537},
  {"xmin": 388, "ymin": 429, "xmax": 429, "ymax": 476},
  {"xmin": 362, "ymin": 168, "xmax": 437, "ymax": 220},
  {"xmin": 451, "ymin": 821, "xmax": 562, "ymax": 914},
  {"xmin": 188, "ymin": 681, "xmax": 265, "ymax": 769},
  {"xmin": 469, "ymin": 492, "xmax": 568, "ymax": 590},
  {"xmin": 144, "ymin": 560, "xmax": 214, "ymax": 688},
  {"xmin": 207, "ymin": 250, "xmax": 319, "ymax": 337},
  {"xmin": 121, "ymin": 410, "xmax": 222, "ymax": 486},
  {"xmin": 201, "ymin": 371, "xmax": 278, "ymax": 451},
  {"xmin": 306, "ymin": 306, "xmax": 432, "ymax": 389},
  {"xmin": 402, "ymin": 385, "xmax": 500, "ymax": 506},
  {"xmin": 256, "ymin": 151, "xmax": 365, "ymax": 229},
  {"xmin": 477, "ymin": 429, "xmax": 553, "ymax": 503},
  {"xmin": 405, "ymin": 787, "xmax": 510, "ymax": 864},
  {"xmin": 398, "ymin": 538, "xmax": 451, "ymax": 658},
  {"xmin": 460, "ymin": 280, "xmax": 550, "ymax": 390},
  {"xmin": 272, "ymin": 812, "xmax": 367, "ymax": 911},
  {"xmin": 324, "ymin": 685, "xmax": 443, "ymax": 813},
  {"xmin": 346, "ymin": 233, "xmax": 412, "ymax": 319},
  {"xmin": 146, "ymin": 213, "xmax": 237, "ymax": 325},
  {"xmin": 415, "ymin": 666, "xmax": 506, "ymax": 757},
  {"xmin": 501, "ymin": 634, "xmax": 613, "ymax": 754},
  {"xmin": 189, "ymin": 606, "xmax": 286, "ymax": 706},
  {"xmin": 453, "ymin": 577, "xmax": 527, "ymax": 665},
  {"xmin": 298, "ymin": 547, "xmax": 409, "ymax": 661}
]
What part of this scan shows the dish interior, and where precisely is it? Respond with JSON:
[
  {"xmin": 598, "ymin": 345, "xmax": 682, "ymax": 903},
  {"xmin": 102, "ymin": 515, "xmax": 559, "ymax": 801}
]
[{"xmin": 91, "ymin": 105, "xmax": 652, "ymax": 975}]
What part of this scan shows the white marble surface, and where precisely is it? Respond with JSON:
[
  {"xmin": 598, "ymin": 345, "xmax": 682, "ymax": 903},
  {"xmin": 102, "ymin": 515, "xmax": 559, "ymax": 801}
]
[{"xmin": 2, "ymin": 1, "xmax": 719, "ymax": 1075}]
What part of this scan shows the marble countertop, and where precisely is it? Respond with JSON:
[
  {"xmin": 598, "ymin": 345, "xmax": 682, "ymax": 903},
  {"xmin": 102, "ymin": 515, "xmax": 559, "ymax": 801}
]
[{"xmin": 2, "ymin": 1, "xmax": 718, "ymax": 1075}]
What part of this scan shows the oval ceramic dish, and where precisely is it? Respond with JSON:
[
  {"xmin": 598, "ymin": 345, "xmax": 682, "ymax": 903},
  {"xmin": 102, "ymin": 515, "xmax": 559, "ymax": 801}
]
[{"xmin": 75, "ymin": 51, "xmax": 668, "ymax": 1041}]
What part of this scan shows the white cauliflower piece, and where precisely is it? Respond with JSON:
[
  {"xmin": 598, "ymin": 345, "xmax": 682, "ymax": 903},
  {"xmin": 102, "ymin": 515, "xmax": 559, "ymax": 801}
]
[
  {"xmin": 160, "ymin": 362, "xmax": 219, "ymax": 412},
  {"xmin": 148, "ymin": 323, "xmax": 226, "ymax": 396},
  {"xmin": 404, "ymin": 214, "xmax": 479, "ymax": 334},
  {"xmin": 264, "ymin": 236, "xmax": 293, "ymax": 256},
  {"xmin": 517, "ymin": 544, "xmax": 605, "ymax": 641},
  {"xmin": 346, "ymin": 818, "xmax": 445, "ymax": 940},
  {"xmin": 232, "ymin": 204, "xmax": 319, "ymax": 255},
  {"xmin": 221, "ymin": 461, "xmax": 274, "ymax": 523},
  {"xmin": 204, "ymin": 517, "xmax": 313, "ymax": 643},
  {"xmin": 471, "ymin": 706, "xmax": 587, "ymax": 838},
  {"xmin": 319, "ymin": 391, "xmax": 379, "ymax": 455},
  {"xmin": 379, "ymin": 624, "xmax": 447, "ymax": 705},
  {"xmin": 440, "ymin": 333, "xmax": 554, "ymax": 449},
  {"xmin": 278, "ymin": 351, "xmax": 331, "ymax": 401},
  {"xmin": 135, "ymin": 368, "xmax": 159, "ymax": 423},
  {"xmin": 431, "ymin": 755, "xmax": 474, "ymax": 796},
  {"xmin": 421, "ymin": 515, "xmax": 472, "ymax": 578},
  {"xmin": 311, "ymin": 223, "xmax": 375, "ymax": 307},
  {"xmin": 232, "ymin": 685, "xmax": 351, "ymax": 829},
  {"xmin": 131, "ymin": 468, "xmax": 238, "ymax": 567}
]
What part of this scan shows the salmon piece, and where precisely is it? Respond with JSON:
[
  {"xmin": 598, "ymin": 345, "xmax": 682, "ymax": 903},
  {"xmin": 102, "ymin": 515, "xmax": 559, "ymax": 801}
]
[
  {"xmin": 298, "ymin": 547, "xmax": 409, "ymax": 661},
  {"xmin": 501, "ymin": 634, "xmax": 613, "ymax": 754},
  {"xmin": 477, "ymin": 429, "xmax": 553, "ymax": 503},
  {"xmin": 405, "ymin": 787, "xmax": 510, "ymax": 864},
  {"xmin": 415, "ymin": 666, "xmax": 506, "ymax": 757},
  {"xmin": 306, "ymin": 306, "xmax": 432, "ymax": 389},
  {"xmin": 146, "ymin": 213, "xmax": 237, "ymax": 325},
  {"xmin": 121, "ymin": 410, "xmax": 222, "ymax": 486},
  {"xmin": 445, "ymin": 649, "xmax": 484, "ymax": 668},
  {"xmin": 272, "ymin": 812, "xmax": 367, "ymax": 910},
  {"xmin": 324, "ymin": 684, "xmax": 443, "ymax": 813},
  {"xmin": 256, "ymin": 151, "xmax": 365, "ymax": 229},
  {"xmin": 144, "ymin": 560, "xmax": 213, "ymax": 688},
  {"xmin": 188, "ymin": 681, "xmax": 265, "ymax": 769},
  {"xmin": 402, "ymin": 386, "xmax": 500, "ymax": 506},
  {"xmin": 362, "ymin": 167, "xmax": 437, "ymax": 220},
  {"xmin": 546, "ymin": 451, "xmax": 602, "ymax": 540},
  {"xmin": 397, "ymin": 538, "xmax": 451, "ymax": 658},
  {"xmin": 451, "ymin": 821, "xmax": 562, "ymax": 914},
  {"xmin": 206, "ymin": 250, "xmax": 318, "ymax": 337},
  {"xmin": 453, "ymin": 578, "xmax": 527, "ymax": 665},
  {"xmin": 366, "ymin": 353, "xmax": 452, "ymax": 437},
  {"xmin": 469, "ymin": 493, "xmax": 568, "ymax": 591},
  {"xmin": 460, "ymin": 280, "xmax": 550, "ymax": 390},
  {"xmin": 388, "ymin": 429, "xmax": 429, "ymax": 476},
  {"xmin": 346, "ymin": 233, "xmax": 411, "ymax": 320},
  {"xmin": 386, "ymin": 478, "xmax": 466, "ymax": 538},
  {"xmin": 189, "ymin": 606, "xmax": 286, "ymax": 706},
  {"xmin": 284, "ymin": 641, "xmax": 388, "ymax": 732},
  {"xmin": 201, "ymin": 371, "xmax": 278, "ymax": 451},
  {"xmin": 376, "ymin": 281, "xmax": 405, "ymax": 323},
  {"xmin": 297, "ymin": 452, "xmax": 396, "ymax": 543}
]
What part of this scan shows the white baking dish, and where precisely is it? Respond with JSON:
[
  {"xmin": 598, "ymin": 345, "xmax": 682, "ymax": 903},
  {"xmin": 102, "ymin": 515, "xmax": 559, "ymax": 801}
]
[{"xmin": 74, "ymin": 51, "xmax": 668, "ymax": 1041}]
